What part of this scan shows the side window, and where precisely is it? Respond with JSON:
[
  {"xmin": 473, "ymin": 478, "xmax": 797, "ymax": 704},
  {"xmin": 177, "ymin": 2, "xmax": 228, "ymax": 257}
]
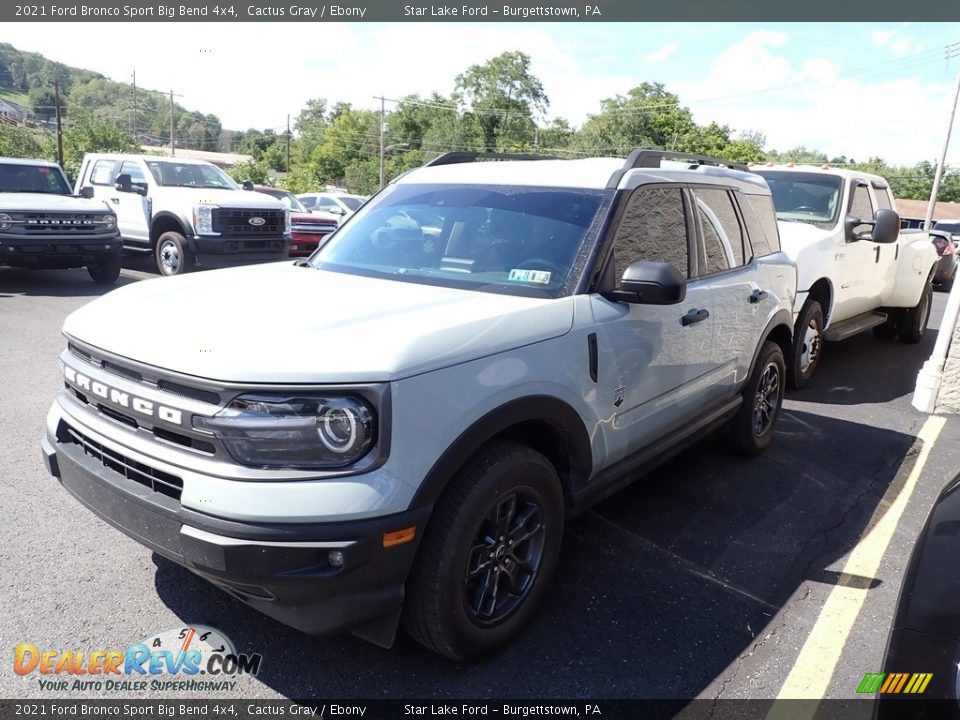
[
  {"xmin": 119, "ymin": 160, "xmax": 147, "ymax": 185},
  {"xmin": 89, "ymin": 160, "xmax": 116, "ymax": 186},
  {"xmin": 850, "ymin": 183, "xmax": 874, "ymax": 221},
  {"xmin": 611, "ymin": 186, "xmax": 689, "ymax": 279},
  {"xmin": 872, "ymin": 184, "xmax": 893, "ymax": 211},
  {"xmin": 693, "ymin": 188, "xmax": 747, "ymax": 274},
  {"xmin": 744, "ymin": 194, "xmax": 781, "ymax": 254},
  {"xmin": 300, "ymin": 196, "xmax": 316, "ymax": 208}
]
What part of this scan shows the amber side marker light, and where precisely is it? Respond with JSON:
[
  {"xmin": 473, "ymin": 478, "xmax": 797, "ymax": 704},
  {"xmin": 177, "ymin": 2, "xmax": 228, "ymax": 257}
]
[{"xmin": 383, "ymin": 526, "xmax": 417, "ymax": 548}]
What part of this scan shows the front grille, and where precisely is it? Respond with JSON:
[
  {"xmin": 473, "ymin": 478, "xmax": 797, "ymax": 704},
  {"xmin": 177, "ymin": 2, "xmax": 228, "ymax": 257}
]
[
  {"xmin": 102, "ymin": 361, "xmax": 143, "ymax": 382},
  {"xmin": 18, "ymin": 213, "xmax": 108, "ymax": 235},
  {"xmin": 60, "ymin": 422, "xmax": 183, "ymax": 501},
  {"xmin": 157, "ymin": 380, "xmax": 220, "ymax": 406},
  {"xmin": 212, "ymin": 208, "xmax": 284, "ymax": 235}
]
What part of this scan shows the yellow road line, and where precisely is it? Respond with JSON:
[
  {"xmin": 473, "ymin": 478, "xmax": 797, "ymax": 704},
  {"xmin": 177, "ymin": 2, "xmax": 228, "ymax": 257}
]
[{"xmin": 766, "ymin": 416, "xmax": 945, "ymax": 715}]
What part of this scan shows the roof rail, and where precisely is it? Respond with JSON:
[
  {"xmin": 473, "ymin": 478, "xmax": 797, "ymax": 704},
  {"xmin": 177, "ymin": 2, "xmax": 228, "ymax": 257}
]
[
  {"xmin": 606, "ymin": 149, "xmax": 749, "ymax": 189},
  {"xmin": 424, "ymin": 151, "xmax": 559, "ymax": 167}
]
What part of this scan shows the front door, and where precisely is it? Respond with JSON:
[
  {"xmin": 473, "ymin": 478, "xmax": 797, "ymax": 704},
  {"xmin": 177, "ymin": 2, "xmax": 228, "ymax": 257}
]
[{"xmin": 111, "ymin": 160, "xmax": 151, "ymax": 244}]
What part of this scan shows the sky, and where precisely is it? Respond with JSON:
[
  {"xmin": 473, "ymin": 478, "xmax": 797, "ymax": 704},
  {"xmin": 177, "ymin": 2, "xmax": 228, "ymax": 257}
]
[{"xmin": 4, "ymin": 22, "xmax": 960, "ymax": 166}]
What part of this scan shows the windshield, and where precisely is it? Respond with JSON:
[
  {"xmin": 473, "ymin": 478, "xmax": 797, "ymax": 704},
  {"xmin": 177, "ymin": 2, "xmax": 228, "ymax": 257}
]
[
  {"xmin": 310, "ymin": 183, "xmax": 610, "ymax": 297},
  {"xmin": 0, "ymin": 163, "xmax": 71, "ymax": 194},
  {"xmin": 145, "ymin": 161, "xmax": 240, "ymax": 189},
  {"xmin": 755, "ymin": 171, "xmax": 842, "ymax": 227},
  {"xmin": 933, "ymin": 221, "xmax": 960, "ymax": 235},
  {"xmin": 260, "ymin": 188, "xmax": 307, "ymax": 212},
  {"xmin": 339, "ymin": 195, "xmax": 364, "ymax": 211}
]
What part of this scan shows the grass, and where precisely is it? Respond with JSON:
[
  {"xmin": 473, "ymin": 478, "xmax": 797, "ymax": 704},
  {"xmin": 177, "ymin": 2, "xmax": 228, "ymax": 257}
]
[{"xmin": 0, "ymin": 84, "xmax": 30, "ymax": 106}]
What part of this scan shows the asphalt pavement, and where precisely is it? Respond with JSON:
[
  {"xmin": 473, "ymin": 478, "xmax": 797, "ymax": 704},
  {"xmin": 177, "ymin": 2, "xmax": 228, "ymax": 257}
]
[{"xmin": 1, "ymin": 260, "xmax": 958, "ymax": 703}]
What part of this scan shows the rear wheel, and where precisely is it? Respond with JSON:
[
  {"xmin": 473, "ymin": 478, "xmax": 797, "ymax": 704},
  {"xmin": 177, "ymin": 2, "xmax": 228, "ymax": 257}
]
[
  {"xmin": 87, "ymin": 253, "xmax": 122, "ymax": 284},
  {"xmin": 898, "ymin": 282, "xmax": 932, "ymax": 344},
  {"xmin": 155, "ymin": 231, "xmax": 194, "ymax": 276},
  {"xmin": 403, "ymin": 442, "xmax": 563, "ymax": 661},
  {"xmin": 788, "ymin": 300, "xmax": 823, "ymax": 389},
  {"xmin": 729, "ymin": 341, "xmax": 786, "ymax": 456}
]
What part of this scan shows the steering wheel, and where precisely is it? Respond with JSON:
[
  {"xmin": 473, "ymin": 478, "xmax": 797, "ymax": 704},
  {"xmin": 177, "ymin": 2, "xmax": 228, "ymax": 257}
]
[
  {"xmin": 793, "ymin": 206, "xmax": 817, "ymax": 212},
  {"xmin": 516, "ymin": 258, "xmax": 566, "ymax": 278}
]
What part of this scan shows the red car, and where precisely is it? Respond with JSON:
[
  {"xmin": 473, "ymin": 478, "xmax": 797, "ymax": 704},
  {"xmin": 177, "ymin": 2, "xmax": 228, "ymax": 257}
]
[{"xmin": 252, "ymin": 185, "xmax": 339, "ymax": 257}]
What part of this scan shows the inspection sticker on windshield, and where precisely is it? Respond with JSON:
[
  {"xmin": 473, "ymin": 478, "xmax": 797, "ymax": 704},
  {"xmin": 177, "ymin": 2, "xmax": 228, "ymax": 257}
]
[{"xmin": 508, "ymin": 269, "xmax": 552, "ymax": 284}]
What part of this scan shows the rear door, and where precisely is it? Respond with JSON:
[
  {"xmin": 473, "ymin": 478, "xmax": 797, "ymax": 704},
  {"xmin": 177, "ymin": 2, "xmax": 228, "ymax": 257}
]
[{"xmin": 588, "ymin": 184, "xmax": 716, "ymax": 464}]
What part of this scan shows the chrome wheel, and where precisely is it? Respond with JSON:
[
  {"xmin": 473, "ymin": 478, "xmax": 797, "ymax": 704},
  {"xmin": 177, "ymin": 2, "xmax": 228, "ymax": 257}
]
[
  {"xmin": 158, "ymin": 239, "xmax": 181, "ymax": 275},
  {"xmin": 463, "ymin": 491, "xmax": 546, "ymax": 626},
  {"xmin": 799, "ymin": 319, "xmax": 821, "ymax": 374},
  {"xmin": 753, "ymin": 362, "xmax": 781, "ymax": 436}
]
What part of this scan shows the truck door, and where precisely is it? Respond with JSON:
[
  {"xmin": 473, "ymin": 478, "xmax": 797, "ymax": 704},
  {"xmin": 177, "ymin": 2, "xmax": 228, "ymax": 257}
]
[
  {"xmin": 871, "ymin": 182, "xmax": 900, "ymax": 302},
  {"xmin": 839, "ymin": 180, "xmax": 882, "ymax": 316},
  {"xmin": 110, "ymin": 160, "xmax": 151, "ymax": 244}
]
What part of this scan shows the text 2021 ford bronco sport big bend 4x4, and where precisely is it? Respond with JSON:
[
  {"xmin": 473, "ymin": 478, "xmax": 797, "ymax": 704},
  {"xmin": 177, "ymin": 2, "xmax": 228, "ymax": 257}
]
[{"xmin": 43, "ymin": 150, "xmax": 797, "ymax": 660}]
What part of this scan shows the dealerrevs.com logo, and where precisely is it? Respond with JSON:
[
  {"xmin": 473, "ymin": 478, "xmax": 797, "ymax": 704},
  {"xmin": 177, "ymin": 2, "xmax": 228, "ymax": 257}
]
[{"xmin": 14, "ymin": 626, "xmax": 262, "ymax": 693}]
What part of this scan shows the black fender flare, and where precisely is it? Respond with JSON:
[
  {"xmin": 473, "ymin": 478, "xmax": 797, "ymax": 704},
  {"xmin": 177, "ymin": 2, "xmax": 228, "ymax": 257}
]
[
  {"xmin": 749, "ymin": 308, "xmax": 794, "ymax": 379},
  {"xmin": 409, "ymin": 395, "xmax": 593, "ymax": 511}
]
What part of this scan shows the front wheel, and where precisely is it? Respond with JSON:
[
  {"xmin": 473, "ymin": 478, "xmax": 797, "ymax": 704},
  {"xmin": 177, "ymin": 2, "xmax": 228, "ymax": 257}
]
[
  {"xmin": 728, "ymin": 341, "xmax": 786, "ymax": 456},
  {"xmin": 788, "ymin": 300, "xmax": 823, "ymax": 389},
  {"xmin": 403, "ymin": 442, "xmax": 564, "ymax": 661},
  {"xmin": 87, "ymin": 253, "xmax": 122, "ymax": 284},
  {"xmin": 898, "ymin": 282, "xmax": 932, "ymax": 344},
  {"xmin": 155, "ymin": 231, "xmax": 194, "ymax": 276}
]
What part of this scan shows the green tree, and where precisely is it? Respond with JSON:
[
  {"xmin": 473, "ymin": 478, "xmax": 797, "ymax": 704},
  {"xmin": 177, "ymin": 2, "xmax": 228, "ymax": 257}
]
[
  {"xmin": 227, "ymin": 159, "xmax": 269, "ymax": 185},
  {"xmin": 455, "ymin": 51, "xmax": 548, "ymax": 152},
  {"xmin": 0, "ymin": 124, "xmax": 42, "ymax": 157},
  {"xmin": 28, "ymin": 86, "xmax": 58, "ymax": 121},
  {"xmin": 45, "ymin": 112, "xmax": 139, "ymax": 181}
]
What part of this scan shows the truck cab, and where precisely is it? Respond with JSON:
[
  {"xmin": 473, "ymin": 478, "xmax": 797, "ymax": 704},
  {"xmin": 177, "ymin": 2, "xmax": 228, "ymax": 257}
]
[{"xmin": 75, "ymin": 154, "xmax": 291, "ymax": 276}]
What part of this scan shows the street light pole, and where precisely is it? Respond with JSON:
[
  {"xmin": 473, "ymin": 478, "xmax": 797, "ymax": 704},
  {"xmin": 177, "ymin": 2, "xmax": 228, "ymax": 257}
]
[
  {"xmin": 379, "ymin": 142, "xmax": 409, "ymax": 188},
  {"xmin": 923, "ymin": 55, "xmax": 960, "ymax": 231}
]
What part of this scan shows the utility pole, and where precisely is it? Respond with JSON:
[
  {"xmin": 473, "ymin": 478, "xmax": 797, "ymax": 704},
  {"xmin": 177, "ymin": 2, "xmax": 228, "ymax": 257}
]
[
  {"xmin": 375, "ymin": 94, "xmax": 386, "ymax": 187},
  {"xmin": 52, "ymin": 81, "xmax": 63, "ymax": 167},
  {"xmin": 169, "ymin": 89, "xmax": 176, "ymax": 156},
  {"xmin": 286, "ymin": 114, "xmax": 291, "ymax": 172},
  {"xmin": 131, "ymin": 71, "xmax": 137, "ymax": 138},
  {"xmin": 924, "ymin": 43, "xmax": 960, "ymax": 231}
]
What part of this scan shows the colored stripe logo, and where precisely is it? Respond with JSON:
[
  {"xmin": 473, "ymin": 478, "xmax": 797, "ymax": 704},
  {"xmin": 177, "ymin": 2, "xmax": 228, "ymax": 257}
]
[{"xmin": 857, "ymin": 672, "xmax": 932, "ymax": 694}]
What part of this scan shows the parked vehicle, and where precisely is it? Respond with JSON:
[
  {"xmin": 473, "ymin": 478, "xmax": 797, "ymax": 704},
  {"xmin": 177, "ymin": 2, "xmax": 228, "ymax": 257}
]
[
  {"xmin": 0, "ymin": 157, "xmax": 121, "ymax": 283},
  {"xmin": 250, "ymin": 185, "xmax": 339, "ymax": 257},
  {"xmin": 74, "ymin": 154, "xmax": 290, "ymax": 276},
  {"xmin": 933, "ymin": 219, "xmax": 960, "ymax": 242},
  {"xmin": 43, "ymin": 149, "xmax": 796, "ymax": 661},
  {"xmin": 753, "ymin": 165, "xmax": 939, "ymax": 388},
  {"xmin": 928, "ymin": 229, "xmax": 957, "ymax": 291},
  {"xmin": 296, "ymin": 191, "xmax": 366, "ymax": 219}
]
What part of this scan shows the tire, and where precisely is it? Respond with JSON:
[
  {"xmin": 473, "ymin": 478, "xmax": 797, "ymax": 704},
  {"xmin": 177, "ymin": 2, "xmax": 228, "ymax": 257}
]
[
  {"xmin": 403, "ymin": 441, "xmax": 564, "ymax": 661},
  {"xmin": 872, "ymin": 314, "xmax": 898, "ymax": 340},
  {"xmin": 87, "ymin": 253, "xmax": 122, "ymax": 284},
  {"xmin": 898, "ymin": 282, "xmax": 933, "ymax": 344},
  {"xmin": 788, "ymin": 300, "xmax": 823, "ymax": 389},
  {"xmin": 155, "ymin": 231, "xmax": 194, "ymax": 276},
  {"xmin": 728, "ymin": 341, "xmax": 786, "ymax": 456}
]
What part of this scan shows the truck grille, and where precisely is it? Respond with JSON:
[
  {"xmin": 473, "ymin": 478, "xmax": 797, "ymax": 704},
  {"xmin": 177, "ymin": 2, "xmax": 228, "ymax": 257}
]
[
  {"xmin": 19, "ymin": 213, "xmax": 109, "ymax": 235},
  {"xmin": 60, "ymin": 422, "xmax": 183, "ymax": 501},
  {"xmin": 212, "ymin": 208, "xmax": 284, "ymax": 235}
]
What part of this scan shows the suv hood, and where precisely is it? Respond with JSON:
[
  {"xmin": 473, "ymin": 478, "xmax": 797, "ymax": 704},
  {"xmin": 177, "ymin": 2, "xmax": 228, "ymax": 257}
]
[
  {"xmin": 0, "ymin": 193, "xmax": 111, "ymax": 212},
  {"xmin": 63, "ymin": 263, "xmax": 574, "ymax": 383}
]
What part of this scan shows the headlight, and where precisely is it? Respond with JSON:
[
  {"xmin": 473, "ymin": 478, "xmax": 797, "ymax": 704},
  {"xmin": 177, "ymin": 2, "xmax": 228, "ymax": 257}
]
[
  {"xmin": 193, "ymin": 205, "xmax": 218, "ymax": 235},
  {"xmin": 193, "ymin": 394, "xmax": 375, "ymax": 469},
  {"xmin": 284, "ymin": 208, "xmax": 291, "ymax": 235},
  {"xmin": 0, "ymin": 213, "xmax": 12, "ymax": 231},
  {"xmin": 102, "ymin": 214, "xmax": 116, "ymax": 230}
]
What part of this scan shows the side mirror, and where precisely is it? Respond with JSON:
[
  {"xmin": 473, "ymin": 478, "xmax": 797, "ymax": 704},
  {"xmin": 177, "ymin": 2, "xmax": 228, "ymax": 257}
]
[
  {"xmin": 79, "ymin": 187, "xmax": 94, "ymax": 199},
  {"xmin": 114, "ymin": 174, "xmax": 132, "ymax": 192},
  {"xmin": 330, "ymin": 207, "xmax": 346, "ymax": 215},
  {"xmin": 601, "ymin": 261, "xmax": 687, "ymax": 305},
  {"xmin": 242, "ymin": 180, "xmax": 254, "ymax": 191},
  {"xmin": 871, "ymin": 209, "xmax": 900, "ymax": 244}
]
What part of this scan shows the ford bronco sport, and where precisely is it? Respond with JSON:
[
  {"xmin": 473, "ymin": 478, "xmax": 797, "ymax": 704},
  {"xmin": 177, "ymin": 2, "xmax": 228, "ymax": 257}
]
[{"xmin": 43, "ymin": 150, "xmax": 796, "ymax": 660}]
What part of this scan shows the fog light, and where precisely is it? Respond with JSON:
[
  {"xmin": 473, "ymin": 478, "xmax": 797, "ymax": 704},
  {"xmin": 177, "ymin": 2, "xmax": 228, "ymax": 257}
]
[{"xmin": 328, "ymin": 550, "xmax": 344, "ymax": 568}]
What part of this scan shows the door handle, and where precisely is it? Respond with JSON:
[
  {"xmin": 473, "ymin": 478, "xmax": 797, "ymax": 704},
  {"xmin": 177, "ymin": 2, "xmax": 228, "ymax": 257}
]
[
  {"xmin": 749, "ymin": 289, "xmax": 769, "ymax": 304},
  {"xmin": 681, "ymin": 308, "xmax": 710, "ymax": 326},
  {"xmin": 110, "ymin": 197, "xmax": 120, "ymax": 204}
]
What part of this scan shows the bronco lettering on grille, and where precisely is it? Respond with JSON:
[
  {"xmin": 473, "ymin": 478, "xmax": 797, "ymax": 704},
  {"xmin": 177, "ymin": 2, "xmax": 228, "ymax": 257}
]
[{"xmin": 64, "ymin": 366, "xmax": 184, "ymax": 425}]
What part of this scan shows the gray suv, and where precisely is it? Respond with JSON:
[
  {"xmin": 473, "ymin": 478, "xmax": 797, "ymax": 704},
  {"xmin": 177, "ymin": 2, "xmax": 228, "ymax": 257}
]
[{"xmin": 42, "ymin": 150, "xmax": 796, "ymax": 660}]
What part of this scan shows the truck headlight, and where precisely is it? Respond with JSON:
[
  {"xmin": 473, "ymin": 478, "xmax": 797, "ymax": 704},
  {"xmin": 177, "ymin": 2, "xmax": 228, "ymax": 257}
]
[
  {"xmin": 0, "ymin": 213, "xmax": 12, "ymax": 231},
  {"xmin": 193, "ymin": 394, "xmax": 375, "ymax": 469},
  {"xmin": 284, "ymin": 208, "xmax": 291, "ymax": 235},
  {"xmin": 102, "ymin": 214, "xmax": 116, "ymax": 230},
  {"xmin": 193, "ymin": 205, "xmax": 218, "ymax": 235}
]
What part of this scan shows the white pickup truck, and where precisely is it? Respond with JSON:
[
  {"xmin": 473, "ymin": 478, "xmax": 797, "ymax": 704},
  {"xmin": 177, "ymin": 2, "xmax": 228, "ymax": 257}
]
[
  {"xmin": 75, "ymin": 153, "xmax": 290, "ymax": 276},
  {"xmin": 753, "ymin": 165, "xmax": 938, "ymax": 388}
]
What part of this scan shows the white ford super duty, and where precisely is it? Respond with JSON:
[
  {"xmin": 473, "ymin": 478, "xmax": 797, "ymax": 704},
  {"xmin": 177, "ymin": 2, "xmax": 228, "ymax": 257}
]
[
  {"xmin": 753, "ymin": 165, "xmax": 938, "ymax": 388},
  {"xmin": 75, "ymin": 153, "xmax": 290, "ymax": 276}
]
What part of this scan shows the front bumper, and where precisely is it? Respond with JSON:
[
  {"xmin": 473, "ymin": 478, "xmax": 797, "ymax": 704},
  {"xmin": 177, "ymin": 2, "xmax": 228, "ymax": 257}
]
[
  {"xmin": 41, "ymin": 421, "xmax": 430, "ymax": 638},
  {"xmin": 289, "ymin": 229, "xmax": 333, "ymax": 257},
  {"xmin": 0, "ymin": 235, "xmax": 121, "ymax": 269},
  {"xmin": 189, "ymin": 234, "xmax": 291, "ymax": 267}
]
